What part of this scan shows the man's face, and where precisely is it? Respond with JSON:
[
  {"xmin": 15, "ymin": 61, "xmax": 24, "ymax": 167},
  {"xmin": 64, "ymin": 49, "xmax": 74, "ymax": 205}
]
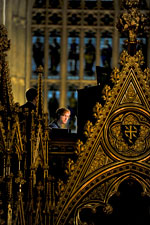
[{"xmin": 60, "ymin": 112, "xmax": 70, "ymax": 125}]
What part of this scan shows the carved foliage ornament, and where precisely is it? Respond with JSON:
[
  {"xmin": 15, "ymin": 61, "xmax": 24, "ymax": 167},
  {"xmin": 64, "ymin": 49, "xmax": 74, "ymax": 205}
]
[
  {"xmin": 65, "ymin": 158, "xmax": 75, "ymax": 176},
  {"xmin": 120, "ymin": 50, "xmax": 144, "ymax": 66},
  {"xmin": 122, "ymin": 0, "xmax": 140, "ymax": 9}
]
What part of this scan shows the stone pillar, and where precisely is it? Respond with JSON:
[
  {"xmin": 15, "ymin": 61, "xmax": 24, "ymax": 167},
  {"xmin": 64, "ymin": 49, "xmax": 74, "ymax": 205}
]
[
  {"xmin": 79, "ymin": 0, "xmax": 85, "ymax": 89},
  {"xmin": 112, "ymin": 0, "xmax": 120, "ymax": 68},
  {"xmin": 0, "ymin": 0, "xmax": 6, "ymax": 25},
  {"xmin": 146, "ymin": 0, "xmax": 150, "ymax": 9},
  {"xmin": 79, "ymin": 30, "xmax": 84, "ymax": 86},
  {"xmin": 26, "ymin": 0, "xmax": 35, "ymax": 99},
  {"xmin": 60, "ymin": 0, "xmax": 67, "ymax": 107},
  {"xmin": 96, "ymin": 30, "xmax": 100, "ymax": 67},
  {"xmin": 43, "ymin": 0, "xmax": 49, "ymax": 112},
  {"xmin": 96, "ymin": 0, "xmax": 100, "ymax": 68},
  {"xmin": 5, "ymin": 0, "xmax": 28, "ymax": 104}
]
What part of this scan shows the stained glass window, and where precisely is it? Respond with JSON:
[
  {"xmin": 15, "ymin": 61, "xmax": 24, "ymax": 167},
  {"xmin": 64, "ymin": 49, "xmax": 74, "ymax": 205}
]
[
  {"xmin": 48, "ymin": 88, "xmax": 60, "ymax": 121},
  {"xmin": 84, "ymin": 37, "xmax": 96, "ymax": 79},
  {"xmin": 48, "ymin": 36, "xmax": 61, "ymax": 78},
  {"xmin": 67, "ymin": 37, "xmax": 80, "ymax": 79},
  {"xmin": 100, "ymin": 38, "xmax": 112, "ymax": 69},
  {"xmin": 32, "ymin": 35, "xmax": 44, "ymax": 78}
]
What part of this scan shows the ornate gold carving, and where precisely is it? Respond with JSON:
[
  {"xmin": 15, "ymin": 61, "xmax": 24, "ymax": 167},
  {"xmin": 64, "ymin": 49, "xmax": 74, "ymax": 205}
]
[
  {"xmin": 86, "ymin": 147, "xmax": 107, "ymax": 176},
  {"xmin": 108, "ymin": 112, "xmax": 150, "ymax": 158},
  {"xmin": 84, "ymin": 120, "xmax": 94, "ymax": 138},
  {"xmin": 7, "ymin": 203, "xmax": 12, "ymax": 225},
  {"xmin": 93, "ymin": 102, "xmax": 104, "ymax": 120},
  {"xmin": 143, "ymin": 68, "xmax": 150, "ymax": 87},
  {"xmin": 56, "ymin": 179, "xmax": 65, "ymax": 197},
  {"xmin": 103, "ymin": 204, "xmax": 113, "ymax": 214},
  {"xmin": 120, "ymin": 50, "xmax": 144, "ymax": 66},
  {"xmin": 36, "ymin": 66, "xmax": 44, "ymax": 117},
  {"xmin": 2, "ymin": 2, "xmax": 149, "ymax": 224},
  {"xmin": 54, "ymin": 38, "xmax": 150, "ymax": 222},
  {"xmin": 117, "ymin": 0, "xmax": 147, "ymax": 43},
  {"xmin": 111, "ymin": 67, "xmax": 120, "ymax": 84},
  {"xmin": 15, "ymin": 171, "xmax": 26, "ymax": 189},
  {"xmin": 83, "ymin": 179, "xmax": 116, "ymax": 203},
  {"xmin": 121, "ymin": 82, "xmax": 141, "ymax": 104},
  {"xmin": 75, "ymin": 202, "xmax": 104, "ymax": 225},
  {"xmin": 0, "ymin": 25, "xmax": 14, "ymax": 116},
  {"xmin": 65, "ymin": 158, "xmax": 75, "ymax": 176},
  {"xmin": 102, "ymin": 85, "xmax": 112, "ymax": 102},
  {"xmin": 75, "ymin": 140, "xmax": 85, "ymax": 156},
  {"xmin": 0, "ymin": 116, "xmax": 6, "ymax": 147},
  {"xmin": 0, "ymin": 25, "xmax": 10, "ymax": 54},
  {"xmin": 122, "ymin": 0, "xmax": 140, "ymax": 8}
]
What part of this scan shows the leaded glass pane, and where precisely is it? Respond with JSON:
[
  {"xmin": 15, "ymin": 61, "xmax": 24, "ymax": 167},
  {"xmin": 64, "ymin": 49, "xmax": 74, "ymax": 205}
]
[
  {"xmin": 68, "ymin": 0, "xmax": 81, "ymax": 9},
  {"xmin": 32, "ymin": 36, "xmax": 44, "ymax": 78},
  {"xmin": 84, "ymin": 37, "xmax": 96, "ymax": 79},
  {"xmin": 119, "ymin": 38, "xmax": 127, "ymax": 54},
  {"xmin": 67, "ymin": 88, "xmax": 78, "ymax": 132},
  {"xmin": 48, "ymin": 36, "xmax": 61, "ymax": 78},
  {"xmin": 67, "ymin": 37, "xmax": 80, "ymax": 79},
  {"xmin": 100, "ymin": 38, "xmax": 112, "ymax": 69},
  {"xmin": 48, "ymin": 89, "xmax": 60, "ymax": 121}
]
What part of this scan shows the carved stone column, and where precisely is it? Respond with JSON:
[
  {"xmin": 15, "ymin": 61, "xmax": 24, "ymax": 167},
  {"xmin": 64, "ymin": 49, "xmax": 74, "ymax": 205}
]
[
  {"xmin": 146, "ymin": 0, "xmax": 150, "ymax": 9},
  {"xmin": 60, "ymin": 0, "xmax": 67, "ymax": 107},
  {"xmin": 79, "ymin": 30, "xmax": 84, "ymax": 86},
  {"xmin": 96, "ymin": 30, "xmax": 100, "ymax": 64},
  {"xmin": 96, "ymin": 1, "xmax": 100, "ymax": 70},
  {"xmin": 79, "ymin": 0, "xmax": 85, "ymax": 89},
  {"xmin": 112, "ymin": 0, "xmax": 120, "ymax": 68},
  {"xmin": 43, "ymin": 0, "xmax": 49, "ymax": 112},
  {"xmin": 6, "ymin": 0, "xmax": 28, "ymax": 104}
]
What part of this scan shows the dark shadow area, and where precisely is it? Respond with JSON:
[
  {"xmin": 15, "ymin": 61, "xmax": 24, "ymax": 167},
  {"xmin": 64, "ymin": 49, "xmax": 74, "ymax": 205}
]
[
  {"xmin": 76, "ymin": 179, "xmax": 150, "ymax": 225},
  {"xmin": 77, "ymin": 66, "xmax": 112, "ymax": 141},
  {"xmin": 109, "ymin": 178, "xmax": 150, "ymax": 225}
]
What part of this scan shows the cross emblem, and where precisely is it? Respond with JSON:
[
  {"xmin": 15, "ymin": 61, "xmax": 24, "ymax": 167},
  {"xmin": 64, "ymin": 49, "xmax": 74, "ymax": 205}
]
[{"xmin": 122, "ymin": 125, "xmax": 140, "ymax": 146}]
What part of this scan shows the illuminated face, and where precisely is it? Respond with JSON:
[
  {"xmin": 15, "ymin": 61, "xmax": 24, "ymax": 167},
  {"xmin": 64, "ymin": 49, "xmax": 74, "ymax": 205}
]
[{"xmin": 59, "ymin": 111, "xmax": 70, "ymax": 125}]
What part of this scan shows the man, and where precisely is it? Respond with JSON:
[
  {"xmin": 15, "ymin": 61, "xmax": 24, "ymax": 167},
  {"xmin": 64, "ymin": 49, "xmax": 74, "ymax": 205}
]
[
  {"xmin": 20, "ymin": 87, "xmax": 37, "ymax": 112},
  {"xmin": 49, "ymin": 107, "xmax": 71, "ymax": 129},
  {"xmin": 19, "ymin": 87, "xmax": 38, "ymax": 140},
  {"xmin": 19, "ymin": 88, "xmax": 38, "ymax": 181}
]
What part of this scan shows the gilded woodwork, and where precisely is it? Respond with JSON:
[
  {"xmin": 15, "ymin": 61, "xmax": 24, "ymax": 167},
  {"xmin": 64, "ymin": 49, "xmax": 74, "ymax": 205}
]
[
  {"xmin": 53, "ymin": 1, "xmax": 150, "ymax": 224},
  {"xmin": 65, "ymin": 158, "xmax": 75, "ymax": 176},
  {"xmin": 104, "ymin": 111, "xmax": 150, "ymax": 160},
  {"xmin": 117, "ymin": 0, "xmax": 147, "ymax": 43},
  {"xmin": 1, "ymin": 0, "xmax": 150, "ymax": 224}
]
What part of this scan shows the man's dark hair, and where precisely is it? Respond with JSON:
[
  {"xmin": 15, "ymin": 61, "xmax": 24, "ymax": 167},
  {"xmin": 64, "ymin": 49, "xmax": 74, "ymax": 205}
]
[{"xmin": 26, "ymin": 88, "xmax": 37, "ymax": 102}]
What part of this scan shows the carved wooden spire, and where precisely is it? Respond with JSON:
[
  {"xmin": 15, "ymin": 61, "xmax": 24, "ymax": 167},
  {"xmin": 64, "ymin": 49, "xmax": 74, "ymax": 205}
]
[
  {"xmin": 36, "ymin": 65, "xmax": 44, "ymax": 117},
  {"xmin": 117, "ymin": 0, "xmax": 147, "ymax": 55},
  {"xmin": 0, "ymin": 25, "xmax": 14, "ymax": 126}
]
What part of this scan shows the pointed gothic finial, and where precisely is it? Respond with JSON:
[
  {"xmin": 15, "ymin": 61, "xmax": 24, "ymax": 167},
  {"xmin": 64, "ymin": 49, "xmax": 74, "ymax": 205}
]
[
  {"xmin": 122, "ymin": 0, "xmax": 140, "ymax": 9},
  {"xmin": 0, "ymin": 25, "xmax": 14, "ymax": 128},
  {"xmin": 117, "ymin": 0, "xmax": 147, "ymax": 56},
  {"xmin": 0, "ymin": 25, "xmax": 10, "ymax": 55},
  {"xmin": 36, "ymin": 65, "xmax": 44, "ymax": 117}
]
